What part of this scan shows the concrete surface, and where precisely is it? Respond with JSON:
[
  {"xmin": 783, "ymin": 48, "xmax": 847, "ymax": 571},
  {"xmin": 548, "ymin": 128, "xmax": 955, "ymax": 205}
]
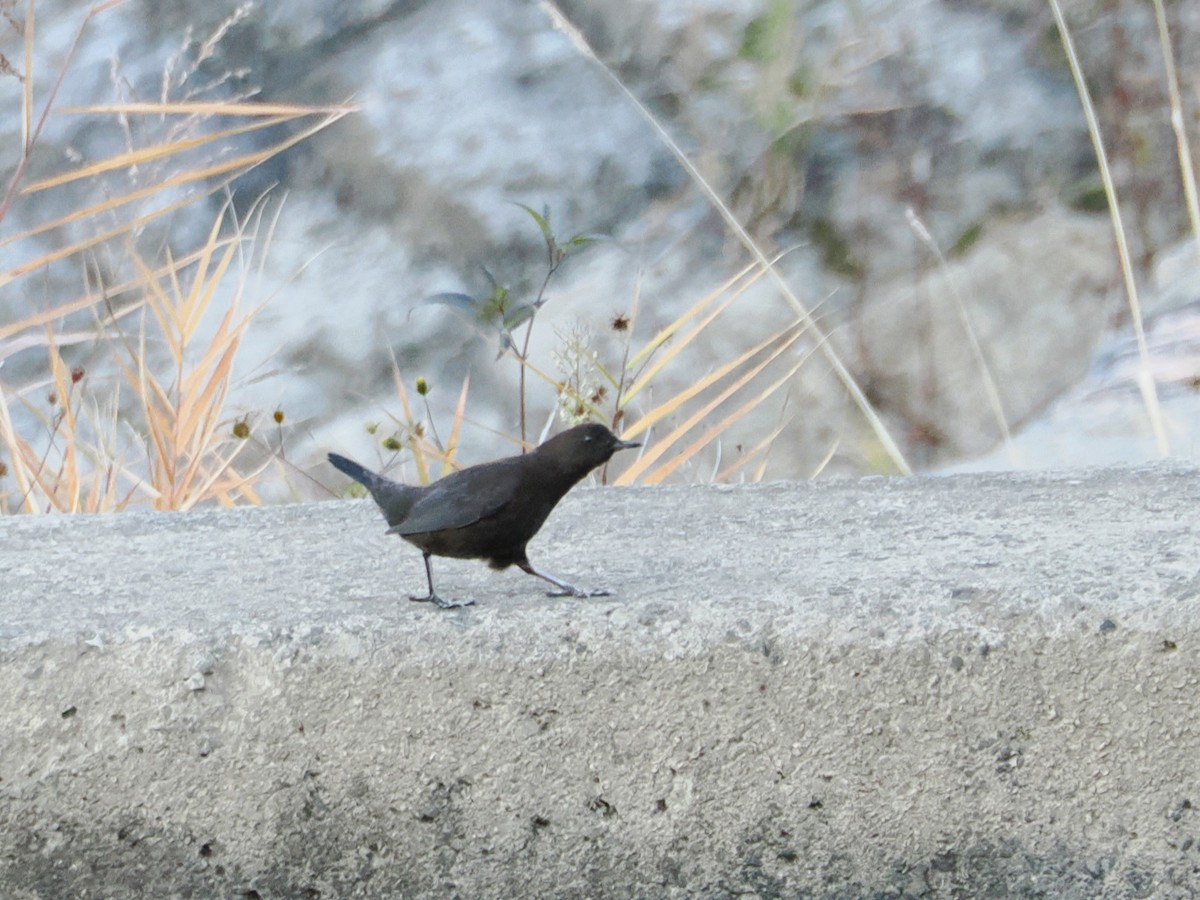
[{"xmin": 2, "ymin": 465, "xmax": 1199, "ymax": 898}]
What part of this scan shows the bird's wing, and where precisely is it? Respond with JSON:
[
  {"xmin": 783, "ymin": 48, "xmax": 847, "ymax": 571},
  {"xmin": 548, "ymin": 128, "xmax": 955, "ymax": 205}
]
[
  {"xmin": 368, "ymin": 479, "xmax": 423, "ymax": 529},
  {"xmin": 388, "ymin": 459, "xmax": 524, "ymax": 535}
]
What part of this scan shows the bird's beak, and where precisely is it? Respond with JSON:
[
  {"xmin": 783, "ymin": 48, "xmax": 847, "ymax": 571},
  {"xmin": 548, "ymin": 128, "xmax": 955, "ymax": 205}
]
[{"xmin": 616, "ymin": 438, "xmax": 641, "ymax": 450}]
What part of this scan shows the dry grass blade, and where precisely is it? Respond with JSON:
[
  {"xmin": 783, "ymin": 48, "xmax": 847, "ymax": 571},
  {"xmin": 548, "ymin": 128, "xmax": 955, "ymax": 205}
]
[
  {"xmin": 0, "ymin": 238, "xmax": 235, "ymax": 343},
  {"xmin": 616, "ymin": 322, "xmax": 806, "ymax": 485},
  {"xmin": 714, "ymin": 420, "xmax": 788, "ymax": 482},
  {"xmin": 906, "ymin": 208, "xmax": 1013, "ymax": 455},
  {"xmin": 179, "ymin": 439, "xmax": 261, "ymax": 511},
  {"xmin": 3, "ymin": 4, "xmax": 352, "ymax": 516},
  {"xmin": 20, "ymin": 0, "xmax": 33, "ymax": 150},
  {"xmin": 20, "ymin": 113, "xmax": 293, "ymax": 194},
  {"xmin": 1150, "ymin": 0, "xmax": 1200, "ymax": 250},
  {"xmin": 0, "ymin": 335, "xmax": 126, "ymax": 513},
  {"xmin": 46, "ymin": 340, "xmax": 81, "ymax": 510},
  {"xmin": 0, "ymin": 389, "xmax": 34, "ymax": 512},
  {"xmin": 808, "ymin": 439, "xmax": 839, "ymax": 479},
  {"xmin": 505, "ymin": 354, "xmax": 566, "ymax": 425},
  {"xmin": 441, "ymin": 376, "xmax": 470, "ymax": 476},
  {"xmin": 715, "ymin": 391, "xmax": 794, "ymax": 483},
  {"xmin": 621, "ymin": 263, "xmax": 769, "ymax": 406},
  {"xmin": 2, "ymin": 115, "xmax": 296, "ymax": 248},
  {"xmin": 517, "ymin": 356, "xmax": 561, "ymax": 394},
  {"xmin": 129, "ymin": 249, "xmax": 179, "ymax": 358},
  {"xmin": 19, "ymin": 345, "xmax": 81, "ymax": 512},
  {"xmin": 1, "ymin": 0, "xmax": 131, "ymax": 223},
  {"xmin": 124, "ymin": 341, "xmax": 177, "ymax": 504},
  {"xmin": 2, "ymin": 430, "xmax": 51, "ymax": 512},
  {"xmin": 3, "ymin": 107, "xmax": 351, "ymax": 289},
  {"xmin": 387, "ymin": 350, "xmax": 431, "ymax": 485},
  {"xmin": 624, "ymin": 259, "xmax": 761, "ymax": 372},
  {"xmin": 3, "ymin": 185, "xmax": 230, "ymax": 286},
  {"xmin": 1049, "ymin": 0, "xmax": 1168, "ymax": 455},
  {"xmin": 182, "ymin": 208, "xmax": 240, "ymax": 344},
  {"xmin": 174, "ymin": 337, "xmax": 239, "ymax": 494},
  {"xmin": 177, "ymin": 308, "xmax": 249, "ymax": 499},
  {"xmin": 540, "ymin": 1, "xmax": 912, "ymax": 475},
  {"xmin": 621, "ymin": 321, "xmax": 804, "ymax": 441},
  {"xmin": 108, "ymin": 197, "xmax": 267, "ymax": 510},
  {"xmin": 631, "ymin": 350, "xmax": 808, "ymax": 485},
  {"xmin": 57, "ymin": 101, "xmax": 356, "ymax": 117},
  {"xmin": 751, "ymin": 395, "xmax": 793, "ymax": 482},
  {"xmin": 0, "ymin": 327, "xmax": 104, "ymax": 364}
]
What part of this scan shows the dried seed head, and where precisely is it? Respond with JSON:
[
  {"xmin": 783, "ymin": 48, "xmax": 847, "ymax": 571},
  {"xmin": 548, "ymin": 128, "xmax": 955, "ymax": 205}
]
[
  {"xmin": 416, "ymin": 377, "xmax": 430, "ymax": 396},
  {"xmin": 273, "ymin": 409, "xmax": 285, "ymax": 424},
  {"xmin": 232, "ymin": 419, "xmax": 251, "ymax": 439}
]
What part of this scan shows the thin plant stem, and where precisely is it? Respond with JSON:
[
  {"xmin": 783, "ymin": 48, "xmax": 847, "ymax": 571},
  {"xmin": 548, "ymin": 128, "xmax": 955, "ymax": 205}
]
[
  {"xmin": 906, "ymin": 207, "xmax": 1013, "ymax": 459},
  {"xmin": 517, "ymin": 255, "xmax": 559, "ymax": 449},
  {"xmin": 1150, "ymin": 0, "xmax": 1200, "ymax": 254},
  {"xmin": 1048, "ymin": 0, "xmax": 1168, "ymax": 455}
]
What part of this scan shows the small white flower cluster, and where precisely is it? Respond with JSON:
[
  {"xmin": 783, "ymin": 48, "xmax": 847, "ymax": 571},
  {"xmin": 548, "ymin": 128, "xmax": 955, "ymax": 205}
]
[{"xmin": 551, "ymin": 324, "xmax": 601, "ymax": 425}]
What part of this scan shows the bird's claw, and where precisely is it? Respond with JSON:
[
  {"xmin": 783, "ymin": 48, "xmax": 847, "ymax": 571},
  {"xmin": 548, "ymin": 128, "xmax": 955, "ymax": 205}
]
[{"xmin": 410, "ymin": 593, "xmax": 476, "ymax": 609}]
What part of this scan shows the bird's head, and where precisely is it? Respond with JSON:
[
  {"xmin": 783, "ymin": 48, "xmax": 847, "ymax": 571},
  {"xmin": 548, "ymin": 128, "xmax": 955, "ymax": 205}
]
[{"xmin": 537, "ymin": 423, "xmax": 640, "ymax": 475}]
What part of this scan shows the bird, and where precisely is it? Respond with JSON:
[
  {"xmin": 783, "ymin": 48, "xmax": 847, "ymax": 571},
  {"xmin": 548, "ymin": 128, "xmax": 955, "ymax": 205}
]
[{"xmin": 328, "ymin": 422, "xmax": 640, "ymax": 609}]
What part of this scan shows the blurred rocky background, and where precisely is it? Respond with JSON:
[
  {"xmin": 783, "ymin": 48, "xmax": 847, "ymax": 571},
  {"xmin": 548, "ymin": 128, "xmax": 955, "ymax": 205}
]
[{"xmin": 3, "ymin": 0, "xmax": 1199, "ymax": 493}]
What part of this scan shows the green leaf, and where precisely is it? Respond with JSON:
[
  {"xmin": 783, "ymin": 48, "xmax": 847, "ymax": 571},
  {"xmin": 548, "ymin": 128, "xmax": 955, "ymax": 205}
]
[
  {"xmin": 421, "ymin": 292, "xmax": 484, "ymax": 322},
  {"xmin": 514, "ymin": 202, "xmax": 554, "ymax": 243},
  {"xmin": 565, "ymin": 233, "xmax": 604, "ymax": 249},
  {"xmin": 948, "ymin": 222, "xmax": 984, "ymax": 258},
  {"xmin": 419, "ymin": 291, "xmax": 510, "ymax": 343},
  {"xmin": 500, "ymin": 302, "xmax": 536, "ymax": 332},
  {"xmin": 738, "ymin": 0, "xmax": 793, "ymax": 62},
  {"xmin": 480, "ymin": 265, "xmax": 502, "ymax": 293},
  {"xmin": 482, "ymin": 283, "xmax": 510, "ymax": 318},
  {"xmin": 1070, "ymin": 183, "xmax": 1108, "ymax": 213}
]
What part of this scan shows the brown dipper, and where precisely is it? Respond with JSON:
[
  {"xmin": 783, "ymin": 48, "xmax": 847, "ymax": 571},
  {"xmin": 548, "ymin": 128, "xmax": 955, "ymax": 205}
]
[{"xmin": 328, "ymin": 423, "xmax": 639, "ymax": 608}]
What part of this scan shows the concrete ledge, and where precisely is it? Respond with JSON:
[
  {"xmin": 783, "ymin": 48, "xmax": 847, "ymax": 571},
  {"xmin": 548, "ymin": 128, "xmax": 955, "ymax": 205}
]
[{"xmin": 2, "ymin": 465, "xmax": 1199, "ymax": 897}]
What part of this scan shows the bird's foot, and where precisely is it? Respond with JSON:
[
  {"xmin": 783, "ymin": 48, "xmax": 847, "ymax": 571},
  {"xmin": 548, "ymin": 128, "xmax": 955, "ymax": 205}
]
[
  {"xmin": 519, "ymin": 562, "xmax": 611, "ymax": 599},
  {"xmin": 409, "ymin": 592, "xmax": 476, "ymax": 609},
  {"xmin": 545, "ymin": 587, "xmax": 611, "ymax": 598}
]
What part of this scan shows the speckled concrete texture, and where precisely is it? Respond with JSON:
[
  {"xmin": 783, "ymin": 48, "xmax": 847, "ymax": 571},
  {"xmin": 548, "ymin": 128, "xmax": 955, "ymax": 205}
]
[{"xmin": 2, "ymin": 465, "xmax": 1199, "ymax": 897}]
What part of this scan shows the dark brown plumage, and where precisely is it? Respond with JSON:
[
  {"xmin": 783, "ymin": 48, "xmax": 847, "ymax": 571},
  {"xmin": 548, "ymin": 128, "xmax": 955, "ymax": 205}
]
[{"xmin": 329, "ymin": 423, "xmax": 639, "ymax": 608}]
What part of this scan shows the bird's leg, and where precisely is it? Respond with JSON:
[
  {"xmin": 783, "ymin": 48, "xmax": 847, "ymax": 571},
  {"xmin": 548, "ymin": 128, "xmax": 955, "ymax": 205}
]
[
  {"xmin": 517, "ymin": 561, "xmax": 611, "ymax": 598},
  {"xmin": 409, "ymin": 552, "xmax": 475, "ymax": 609}
]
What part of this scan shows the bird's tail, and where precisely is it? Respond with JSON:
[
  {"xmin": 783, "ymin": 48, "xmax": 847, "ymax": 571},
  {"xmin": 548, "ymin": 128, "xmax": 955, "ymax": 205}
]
[
  {"xmin": 329, "ymin": 452, "xmax": 419, "ymax": 529},
  {"xmin": 328, "ymin": 452, "xmax": 379, "ymax": 488}
]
